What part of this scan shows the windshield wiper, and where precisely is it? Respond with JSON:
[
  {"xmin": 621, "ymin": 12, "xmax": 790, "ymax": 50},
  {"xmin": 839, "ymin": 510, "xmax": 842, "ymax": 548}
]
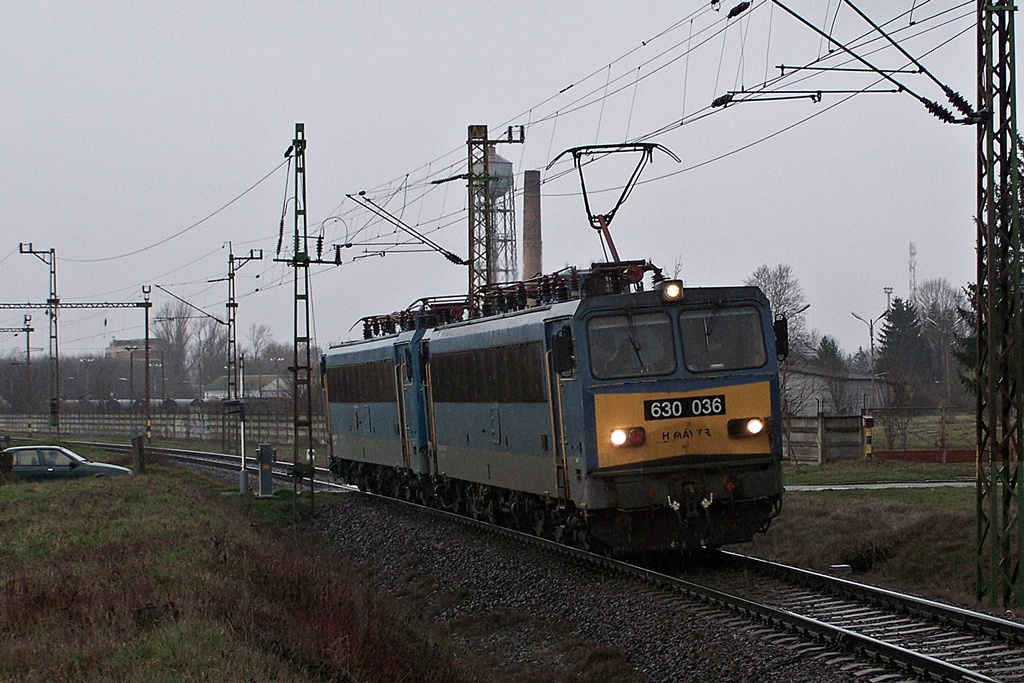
[{"xmin": 624, "ymin": 308, "xmax": 646, "ymax": 368}]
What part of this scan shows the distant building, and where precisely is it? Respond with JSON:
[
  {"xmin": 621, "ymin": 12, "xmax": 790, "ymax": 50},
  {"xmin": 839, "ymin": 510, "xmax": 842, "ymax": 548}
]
[
  {"xmin": 784, "ymin": 367, "xmax": 880, "ymax": 416},
  {"xmin": 105, "ymin": 338, "xmax": 165, "ymax": 359},
  {"xmin": 202, "ymin": 375, "xmax": 290, "ymax": 401}
]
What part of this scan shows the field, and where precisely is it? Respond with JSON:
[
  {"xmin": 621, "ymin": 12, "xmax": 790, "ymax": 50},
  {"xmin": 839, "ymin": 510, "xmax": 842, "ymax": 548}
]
[
  {"xmin": 747, "ymin": 486, "xmax": 980, "ymax": 608},
  {"xmin": 0, "ymin": 445, "xmax": 1009, "ymax": 681},
  {"xmin": 0, "ymin": 446, "xmax": 495, "ymax": 683}
]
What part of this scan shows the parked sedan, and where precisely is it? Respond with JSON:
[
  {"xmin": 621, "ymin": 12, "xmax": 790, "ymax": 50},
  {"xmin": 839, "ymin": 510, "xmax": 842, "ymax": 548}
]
[{"xmin": 4, "ymin": 445, "xmax": 133, "ymax": 481}]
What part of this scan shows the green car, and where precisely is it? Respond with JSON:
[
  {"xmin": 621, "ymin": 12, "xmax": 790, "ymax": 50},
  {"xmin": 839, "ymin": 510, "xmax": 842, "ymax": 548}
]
[{"xmin": 4, "ymin": 445, "xmax": 133, "ymax": 481}]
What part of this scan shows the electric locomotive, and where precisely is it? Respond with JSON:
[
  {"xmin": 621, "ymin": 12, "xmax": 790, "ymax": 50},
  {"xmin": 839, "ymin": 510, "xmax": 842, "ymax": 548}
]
[{"xmin": 325, "ymin": 261, "xmax": 786, "ymax": 556}]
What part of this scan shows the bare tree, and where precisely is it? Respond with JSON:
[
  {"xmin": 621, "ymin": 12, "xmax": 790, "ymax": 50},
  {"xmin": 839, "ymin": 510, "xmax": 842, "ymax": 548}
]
[
  {"xmin": 154, "ymin": 302, "xmax": 192, "ymax": 398},
  {"xmin": 745, "ymin": 264, "xmax": 812, "ymax": 458},
  {"xmin": 191, "ymin": 318, "xmax": 228, "ymax": 398},
  {"xmin": 246, "ymin": 323, "xmax": 273, "ymax": 364},
  {"xmin": 915, "ymin": 277, "xmax": 968, "ymax": 407},
  {"xmin": 245, "ymin": 323, "xmax": 274, "ymax": 396},
  {"xmin": 744, "ymin": 264, "xmax": 811, "ymax": 355}
]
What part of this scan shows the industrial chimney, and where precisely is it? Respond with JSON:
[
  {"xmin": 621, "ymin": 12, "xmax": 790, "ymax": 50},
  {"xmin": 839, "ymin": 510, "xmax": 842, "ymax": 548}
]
[{"xmin": 522, "ymin": 169, "xmax": 542, "ymax": 279}]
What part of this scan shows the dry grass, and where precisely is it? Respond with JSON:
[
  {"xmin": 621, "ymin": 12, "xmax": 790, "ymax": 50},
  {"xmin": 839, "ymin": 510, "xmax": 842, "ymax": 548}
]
[
  {"xmin": 0, "ymin": 461, "xmax": 493, "ymax": 683},
  {"xmin": 747, "ymin": 487, "xmax": 979, "ymax": 608}
]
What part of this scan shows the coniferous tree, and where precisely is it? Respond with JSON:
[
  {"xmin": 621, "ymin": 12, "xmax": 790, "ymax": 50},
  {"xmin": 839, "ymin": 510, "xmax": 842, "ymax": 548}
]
[
  {"xmin": 877, "ymin": 297, "xmax": 932, "ymax": 407},
  {"xmin": 816, "ymin": 336, "xmax": 851, "ymax": 413}
]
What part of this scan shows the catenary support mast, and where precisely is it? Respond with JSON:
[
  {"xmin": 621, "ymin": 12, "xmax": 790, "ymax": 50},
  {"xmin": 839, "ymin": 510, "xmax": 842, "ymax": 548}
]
[{"xmin": 976, "ymin": 0, "xmax": 1022, "ymax": 608}]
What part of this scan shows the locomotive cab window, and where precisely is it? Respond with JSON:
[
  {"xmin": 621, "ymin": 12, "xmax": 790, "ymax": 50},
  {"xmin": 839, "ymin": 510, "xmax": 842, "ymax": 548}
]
[
  {"xmin": 679, "ymin": 306, "xmax": 767, "ymax": 372},
  {"xmin": 587, "ymin": 311, "xmax": 676, "ymax": 379}
]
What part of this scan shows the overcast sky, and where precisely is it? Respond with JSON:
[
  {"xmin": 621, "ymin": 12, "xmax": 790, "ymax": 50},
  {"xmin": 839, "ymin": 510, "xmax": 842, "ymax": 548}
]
[{"xmin": 1, "ymin": 1, "xmax": 979, "ymax": 361}]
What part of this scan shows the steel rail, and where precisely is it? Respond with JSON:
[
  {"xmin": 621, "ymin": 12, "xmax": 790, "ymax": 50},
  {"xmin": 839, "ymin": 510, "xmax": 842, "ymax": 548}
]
[{"xmin": 723, "ymin": 550, "xmax": 1024, "ymax": 644}]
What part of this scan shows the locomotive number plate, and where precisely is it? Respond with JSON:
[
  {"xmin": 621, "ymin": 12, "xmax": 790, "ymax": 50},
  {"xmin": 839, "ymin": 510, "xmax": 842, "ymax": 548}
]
[{"xmin": 643, "ymin": 394, "xmax": 726, "ymax": 421}]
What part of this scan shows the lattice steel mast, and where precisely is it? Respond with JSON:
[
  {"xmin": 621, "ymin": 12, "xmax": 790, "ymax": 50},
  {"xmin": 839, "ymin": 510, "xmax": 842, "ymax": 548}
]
[
  {"xmin": 289, "ymin": 124, "xmax": 315, "ymax": 503},
  {"xmin": 19, "ymin": 244, "xmax": 59, "ymax": 435},
  {"xmin": 466, "ymin": 125, "xmax": 523, "ymax": 312},
  {"xmin": 976, "ymin": 0, "xmax": 1023, "ymax": 608}
]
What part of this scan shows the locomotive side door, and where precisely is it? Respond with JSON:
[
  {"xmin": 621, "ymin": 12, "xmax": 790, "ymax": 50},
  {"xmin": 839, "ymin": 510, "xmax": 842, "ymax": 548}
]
[
  {"xmin": 545, "ymin": 319, "xmax": 575, "ymax": 501},
  {"xmin": 393, "ymin": 341, "xmax": 413, "ymax": 470},
  {"xmin": 394, "ymin": 332, "xmax": 431, "ymax": 474}
]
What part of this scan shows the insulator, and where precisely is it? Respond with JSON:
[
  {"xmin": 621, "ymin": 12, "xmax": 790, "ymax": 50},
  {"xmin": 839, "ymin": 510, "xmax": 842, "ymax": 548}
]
[
  {"xmin": 711, "ymin": 93, "xmax": 734, "ymax": 108},
  {"xmin": 363, "ymin": 321, "xmax": 372, "ymax": 340},
  {"xmin": 943, "ymin": 86, "xmax": 975, "ymax": 118},
  {"xmin": 923, "ymin": 98, "xmax": 956, "ymax": 124},
  {"xmin": 727, "ymin": 1, "xmax": 750, "ymax": 19},
  {"xmin": 517, "ymin": 283, "xmax": 527, "ymax": 309},
  {"xmin": 556, "ymin": 277, "xmax": 569, "ymax": 302},
  {"xmin": 316, "ymin": 235, "xmax": 323, "ymax": 260}
]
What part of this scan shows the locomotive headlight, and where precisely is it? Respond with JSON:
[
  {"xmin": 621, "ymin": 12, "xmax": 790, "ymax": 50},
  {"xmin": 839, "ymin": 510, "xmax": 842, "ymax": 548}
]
[
  {"xmin": 728, "ymin": 417, "xmax": 766, "ymax": 438},
  {"xmin": 659, "ymin": 279, "xmax": 684, "ymax": 302},
  {"xmin": 610, "ymin": 427, "xmax": 646, "ymax": 447}
]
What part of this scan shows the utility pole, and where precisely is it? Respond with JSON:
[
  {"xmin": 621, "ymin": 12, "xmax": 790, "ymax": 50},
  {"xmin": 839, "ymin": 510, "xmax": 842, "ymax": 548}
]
[
  {"xmin": 272, "ymin": 124, "xmax": 350, "ymax": 506},
  {"xmin": 143, "ymin": 286, "xmax": 152, "ymax": 439},
  {"xmin": 273, "ymin": 123, "xmax": 317, "ymax": 506},
  {"xmin": 224, "ymin": 244, "xmax": 261, "ymax": 491},
  {"xmin": 19, "ymin": 244, "xmax": 59, "ymax": 437},
  {"xmin": 226, "ymin": 244, "xmax": 263, "ymax": 404},
  {"xmin": 976, "ymin": 0, "xmax": 1022, "ymax": 608},
  {"xmin": 0, "ymin": 315, "xmax": 34, "ymax": 423}
]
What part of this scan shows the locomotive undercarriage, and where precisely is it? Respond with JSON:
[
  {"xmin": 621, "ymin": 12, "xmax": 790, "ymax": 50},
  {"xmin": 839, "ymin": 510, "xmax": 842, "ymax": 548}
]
[{"xmin": 329, "ymin": 456, "xmax": 781, "ymax": 557}]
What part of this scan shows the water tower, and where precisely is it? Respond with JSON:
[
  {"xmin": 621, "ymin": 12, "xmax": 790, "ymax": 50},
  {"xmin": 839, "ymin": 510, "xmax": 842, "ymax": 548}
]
[{"xmin": 485, "ymin": 147, "xmax": 516, "ymax": 285}]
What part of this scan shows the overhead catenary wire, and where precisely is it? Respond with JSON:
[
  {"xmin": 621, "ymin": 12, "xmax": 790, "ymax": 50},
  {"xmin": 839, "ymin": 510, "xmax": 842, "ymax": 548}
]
[
  {"xmin": 841, "ymin": 0, "xmax": 974, "ymax": 117},
  {"xmin": 770, "ymin": 0, "xmax": 965, "ymax": 123},
  {"xmin": 20, "ymin": 1, "xmax": 975, "ymax": 353},
  {"xmin": 64, "ymin": 158, "xmax": 291, "ymax": 264},
  {"xmin": 339, "ymin": 0, "xmax": 967, "ymax": 256}
]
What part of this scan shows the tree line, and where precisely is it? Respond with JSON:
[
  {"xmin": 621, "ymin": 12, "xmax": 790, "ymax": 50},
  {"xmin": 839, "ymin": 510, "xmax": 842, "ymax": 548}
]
[
  {"xmin": 0, "ymin": 301, "xmax": 298, "ymax": 411},
  {"xmin": 0, "ymin": 268, "xmax": 972, "ymax": 415},
  {"xmin": 745, "ymin": 264, "xmax": 970, "ymax": 415}
]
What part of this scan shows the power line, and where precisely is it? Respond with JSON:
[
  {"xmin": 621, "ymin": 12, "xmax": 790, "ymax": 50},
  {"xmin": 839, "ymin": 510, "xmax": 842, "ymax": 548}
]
[{"xmin": 63, "ymin": 158, "xmax": 290, "ymax": 264}]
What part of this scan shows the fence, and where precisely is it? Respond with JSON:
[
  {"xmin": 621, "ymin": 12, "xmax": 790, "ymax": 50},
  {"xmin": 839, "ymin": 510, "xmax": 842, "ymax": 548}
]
[
  {"xmin": 0, "ymin": 405, "xmax": 974, "ymax": 466},
  {"xmin": 0, "ymin": 406, "xmax": 328, "ymax": 455},
  {"xmin": 869, "ymin": 406, "xmax": 974, "ymax": 463},
  {"xmin": 782, "ymin": 414, "xmax": 864, "ymax": 464}
]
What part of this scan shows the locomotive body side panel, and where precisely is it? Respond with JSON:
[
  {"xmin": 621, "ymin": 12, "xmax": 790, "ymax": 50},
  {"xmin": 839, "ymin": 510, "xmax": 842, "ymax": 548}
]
[
  {"xmin": 427, "ymin": 303, "xmax": 577, "ymax": 496},
  {"xmin": 324, "ymin": 337, "xmax": 404, "ymax": 469}
]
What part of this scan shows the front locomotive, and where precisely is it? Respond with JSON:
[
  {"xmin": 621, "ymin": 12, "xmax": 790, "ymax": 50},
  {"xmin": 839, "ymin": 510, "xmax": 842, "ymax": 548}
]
[{"xmin": 551, "ymin": 281, "xmax": 784, "ymax": 555}]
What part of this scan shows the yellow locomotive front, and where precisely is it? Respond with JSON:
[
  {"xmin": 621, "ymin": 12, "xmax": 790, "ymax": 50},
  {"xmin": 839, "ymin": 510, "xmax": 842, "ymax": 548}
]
[{"xmin": 561, "ymin": 284, "xmax": 785, "ymax": 554}]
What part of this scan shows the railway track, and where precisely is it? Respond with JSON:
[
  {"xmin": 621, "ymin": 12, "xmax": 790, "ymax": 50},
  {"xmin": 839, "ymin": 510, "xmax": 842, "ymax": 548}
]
[
  {"xmin": 86, "ymin": 440, "xmax": 1024, "ymax": 682},
  {"xmin": 78, "ymin": 440, "xmax": 348, "ymax": 492},
  {"xmin": 712, "ymin": 552, "xmax": 1024, "ymax": 681}
]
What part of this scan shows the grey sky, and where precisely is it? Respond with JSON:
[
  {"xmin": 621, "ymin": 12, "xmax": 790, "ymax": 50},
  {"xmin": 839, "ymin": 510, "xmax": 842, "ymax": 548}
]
[{"xmin": 1, "ymin": 1, "xmax": 978, "ymax": 359}]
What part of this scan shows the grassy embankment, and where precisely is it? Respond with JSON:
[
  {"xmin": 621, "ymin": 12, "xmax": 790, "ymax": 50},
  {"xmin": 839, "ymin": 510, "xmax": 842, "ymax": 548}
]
[
  {"xmin": 1, "ymin": 443, "xmax": 1004, "ymax": 681},
  {"xmin": 0, "ymin": 445, "xmax": 495, "ymax": 683},
  {"xmin": 746, "ymin": 458, "xmax": 984, "ymax": 610}
]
